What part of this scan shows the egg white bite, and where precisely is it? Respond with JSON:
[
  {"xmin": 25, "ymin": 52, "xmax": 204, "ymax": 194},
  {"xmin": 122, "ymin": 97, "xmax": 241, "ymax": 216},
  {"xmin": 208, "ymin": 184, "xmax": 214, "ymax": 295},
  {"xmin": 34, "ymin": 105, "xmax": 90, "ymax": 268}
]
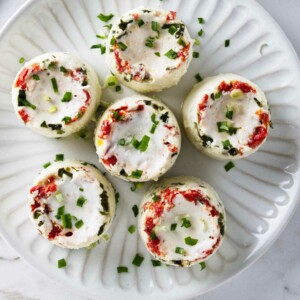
[
  {"xmin": 12, "ymin": 52, "xmax": 101, "ymax": 138},
  {"xmin": 183, "ymin": 74, "xmax": 271, "ymax": 160},
  {"xmin": 95, "ymin": 95, "xmax": 181, "ymax": 182},
  {"xmin": 28, "ymin": 160, "xmax": 115, "ymax": 249},
  {"xmin": 106, "ymin": 7, "xmax": 193, "ymax": 93},
  {"xmin": 138, "ymin": 176, "xmax": 226, "ymax": 267}
]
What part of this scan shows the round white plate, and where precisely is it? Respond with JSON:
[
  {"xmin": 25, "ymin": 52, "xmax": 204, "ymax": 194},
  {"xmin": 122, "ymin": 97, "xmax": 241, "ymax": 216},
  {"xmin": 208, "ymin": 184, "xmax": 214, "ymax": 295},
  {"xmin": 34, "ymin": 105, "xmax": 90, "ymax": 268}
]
[{"xmin": 0, "ymin": 0, "xmax": 299, "ymax": 299}]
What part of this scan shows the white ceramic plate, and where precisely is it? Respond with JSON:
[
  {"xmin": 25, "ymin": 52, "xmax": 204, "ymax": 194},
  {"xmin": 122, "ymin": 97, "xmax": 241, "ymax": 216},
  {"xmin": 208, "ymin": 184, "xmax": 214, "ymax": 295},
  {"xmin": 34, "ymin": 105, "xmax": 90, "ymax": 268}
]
[{"xmin": 0, "ymin": 0, "xmax": 299, "ymax": 299}]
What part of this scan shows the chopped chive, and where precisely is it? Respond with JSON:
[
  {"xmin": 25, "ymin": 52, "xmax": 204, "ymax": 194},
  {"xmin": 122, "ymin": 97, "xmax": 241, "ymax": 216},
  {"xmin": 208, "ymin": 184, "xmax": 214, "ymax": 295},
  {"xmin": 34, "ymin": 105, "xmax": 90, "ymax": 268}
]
[
  {"xmin": 32, "ymin": 74, "xmax": 40, "ymax": 80},
  {"xmin": 51, "ymin": 77, "xmax": 58, "ymax": 93},
  {"xmin": 224, "ymin": 161, "xmax": 235, "ymax": 172},
  {"xmin": 145, "ymin": 36, "xmax": 155, "ymax": 48},
  {"xmin": 132, "ymin": 254, "xmax": 144, "ymax": 267},
  {"xmin": 193, "ymin": 51, "xmax": 199, "ymax": 58},
  {"xmin": 164, "ymin": 49, "xmax": 178, "ymax": 60},
  {"xmin": 79, "ymin": 187, "xmax": 84, "ymax": 192},
  {"xmin": 19, "ymin": 57, "xmax": 25, "ymax": 64},
  {"xmin": 106, "ymin": 74, "xmax": 118, "ymax": 86},
  {"xmin": 119, "ymin": 138, "xmax": 126, "ymax": 146},
  {"xmin": 198, "ymin": 17, "xmax": 205, "ymax": 24},
  {"xmin": 151, "ymin": 260, "xmax": 162, "ymax": 267},
  {"xmin": 131, "ymin": 137, "xmax": 140, "ymax": 149},
  {"xmin": 184, "ymin": 236, "xmax": 198, "ymax": 246},
  {"xmin": 128, "ymin": 225, "xmax": 136, "ymax": 234},
  {"xmin": 225, "ymin": 105, "xmax": 233, "ymax": 120},
  {"xmin": 18, "ymin": 90, "xmax": 36, "ymax": 110},
  {"xmin": 154, "ymin": 52, "xmax": 161, "ymax": 57},
  {"xmin": 60, "ymin": 66, "xmax": 67, "ymax": 73},
  {"xmin": 90, "ymin": 43, "xmax": 106, "ymax": 54},
  {"xmin": 117, "ymin": 266, "xmax": 128, "ymax": 273},
  {"xmin": 55, "ymin": 154, "xmax": 64, "ymax": 161},
  {"xmin": 104, "ymin": 24, "xmax": 112, "ymax": 30},
  {"xmin": 181, "ymin": 217, "xmax": 191, "ymax": 228},
  {"xmin": 131, "ymin": 182, "xmax": 144, "ymax": 191},
  {"xmin": 48, "ymin": 106, "xmax": 57, "ymax": 113},
  {"xmin": 61, "ymin": 213, "xmax": 72, "ymax": 229},
  {"xmin": 225, "ymin": 39, "xmax": 230, "ymax": 47},
  {"xmin": 62, "ymin": 116, "xmax": 72, "ymax": 124},
  {"xmin": 110, "ymin": 37, "xmax": 116, "ymax": 45},
  {"xmin": 55, "ymin": 192, "xmax": 64, "ymax": 203},
  {"xmin": 170, "ymin": 223, "xmax": 177, "ymax": 231},
  {"xmin": 168, "ymin": 25, "xmax": 177, "ymax": 35},
  {"xmin": 56, "ymin": 206, "xmax": 65, "ymax": 217},
  {"xmin": 137, "ymin": 19, "xmax": 145, "ymax": 27},
  {"xmin": 194, "ymin": 38, "xmax": 200, "ymax": 46},
  {"xmin": 222, "ymin": 139, "xmax": 232, "ymax": 150},
  {"xmin": 254, "ymin": 97, "xmax": 263, "ymax": 107},
  {"xmin": 200, "ymin": 261, "xmax": 206, "ymax": 270},
  {"xmin": 77, "ymin": 196, "xmax": 87, "ymax": 207},
  {"xmin": 175, "ymin": 247, "xmax": 185, "ymax": 255},
  {"xmin": 43, "ymin": 162, "xmax": 51, "ymax": 168},
  {"xmin": 150, "ymin": 124, "xmax": 157, "ymax": 134},
  {"xmin": 138, "ymin": 135, "xmax": 150, "ymax": 152},
  {"xmin": 61, "ymin": 91, "xmax": 72, "ymax": 102},
  {"xmin": 198, "ymin": 29, "xmax": 204, "ymax": 37},
  {"xmin": 130, "ymin": 170, "xmax": 143, "ymax": 179},
  {"xmin": 150, "ymin": 231, "xmax": 157, "ymax": 240},
  {"xmin": 195, "ymin": 73, "xmax": 203, "ymax": 82},
  {"xmin": 115, "ymin": 85, "xmax": 121, "ymax": 92},
  {"xmin": 132, "ymin": 205, "xmax": 139, "ymax": 217},
  {"xmin": 177, "ymin": 38, "xmax": 186, "ymax": 47},
  {"xmin": 58, "ymin": 258, "xmax": 67, "ymax": 268},
  {"xmin": 96, "ymin": 34, "xmax": 107, "ymax": 39},
  {"xmin": 151, "ymin": 21, "xmax": 160, "ymax": 37},
  {"xmin": 98, "ymin": 13, "xmax": 114, "ymax": 22},
  {"xmin": 75, "ymin": 220, "xmax": 84, "ymax": 229},
  {"xmin": 117, "ymin": 42, "xmax": 127, "ymax": 51},
  {"xmin": 48, "ymin": 62, "xmax": 57, "ymax": 69}
]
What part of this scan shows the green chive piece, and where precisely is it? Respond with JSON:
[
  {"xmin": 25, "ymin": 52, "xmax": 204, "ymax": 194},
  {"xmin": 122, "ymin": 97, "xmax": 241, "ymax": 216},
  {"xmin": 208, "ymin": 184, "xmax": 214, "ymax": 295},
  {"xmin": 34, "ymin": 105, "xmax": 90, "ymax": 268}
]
[
  {"xmin": 151, "ymin": 21, "xmax": 160, "ymax": 37},
  {"xmin": 198, "ymin": 17, "xmax": 205, "ymax": 24},
  {"xmin": 96, "ymin": 34, "xmax": 108, "ymax": 39},
  {"xmin": 58, "ymin": 258, "xmax": 67, "ymax": 268},
  {"xmin": 131, "ymin": 182, "xmax": 145, "ymax": 192},
  {"xmin": 200, "ymin": 261, "xmax": 206, "ymax": 270},
  {"xmin": 195, "ymin": 73, "xmax": 203, "ymax": 82},
  {"xmin": 61, "ymin": 91, "xmax": 72, "ymax": 102},
  {"xmin": 151, "ymin": 260, "xmax": 162, "ymax": 267},
  {"xmin": 194, "ymin": 38, "xmax": 200, "ymax": 46},
  {"xmin": 106, "ymin": 74, "xmax": 118, "ymax": 87},
  {"xmin": 55, "ymin": 192, "xmax": 64, "ymax": 203},
  {"xmin": 128, "ymin": 225, "xmax": 136, "ymax": 234},
  {"xmin": 55, "ymin": 154, "xmax": 64, "ymax": 161},
  {"xmin": 79, "ymin": 187, "xmax": 84, "ymax": 192},
  {"xmin": 138, "ymin": 135, "xmax": 150, "ymax": 152},
  {"xmin": 90, "ymin": 44, "xmax": 106, "ymax": 54},
  {"xmin": 18, "ymin": 90, "xmax": 36, "ymax": 110},
  {"xmin": 132, "ymin": 204, "xmax": 139, "ymax": 217},
  {"xmin": 131, "ymin": 137, "xmax": 140, "ymax": 149},
  {"xmin": 177, "ymin": 38, "xmax": 186, "ymax": 47},
  {"xmin": 118, "ymin": 42, "xmax": 127, "ymax": 51},
  {"xmin": 115, "ymin": 85, "xmax": 121, "ymax": 92},
  {"xmin": 61, "ymin": 213, "xmax": 72, "ymax": 229},
  {"xmin": 224, "ymin": 161, "xmax": 235, "ymax": 172},
  {"xmin": 110, "ymin": 37, "xmax": 116, "ymax": 45},
  {"xmin": 164, "ymin": 49, "xmax": 178, "ymax": 60},
  {"xmin": 170, "ymin": 223, "xmax": 177, "ymax": 231},
  {"xmin": 77, "ymin": 196, "xmax": 87, "ymax": 207},
  {"xmin": 130, "ymin": 170, "xmax": 143, "ymax": 179},
  {"xmin": 56, "ymin": 206, "xmax": 65, "ymax": 217},
  {"xmin": 225, "ymin": 39, "xmax": 230, "ymax": 47},
  {"xmin": 150, "ymin": 124, "xmax": 157, "ymax": 134},
  {"xmin": 226, "ymin": 105, "xmax": 233, "ymax": 120},
  {"xmin": 48, "ymin": 62, "xmax": 57, "ymax": 69},
  {"xmin": 154, "ymin": 52, "xmax": 161, "ymax": 57},
  {"xmin": 150, "ymin": 231, "xmax": 157, "ymax": 240},
  {"xmin": 222, "ymin": 139, "xmax": 232, "ymax": 150},
  {"xmin": 193, "ymin": 52, "xmax": 199, "ymax": 58},
  {"xmin": 19, "ymin": 57, "xmax": 25, "ymax": 64},
  {"xmin": 152, "ymin": 194, "xmax": 159, "ymax": 202},
  {"xmin": 198, "ymin": 29, "xmax": 204, "ymax": 37},
  {"xmin": 168, "ymin": 25, "xmax": 177, "ymax": 35},
  {"xmin": 117, "ymin": 266, "xmax": 128, "ymax": 273},
  {"xmin": 132, "ymin": 254, "xmax": 144, "ymax": 267},
  {"xmin": 43, "ymin": 162, "xmax": 51, "ymax": 169},
  {"xmin": 184, "ymin": 236, "xmax": 199, "ymax": 246},
  {"xmin": 137, "ymin": 19, "xmax": 145, "ymax": 27},
  {"xmin": 51, "ymin": 77, "xmax": 58, "ymax": 93},
  {"xmin": 145, "ymin": 36, "xmax": 155, "ymax": 48},
  {"xmin": 32, "ymin": 74, "xmax": 40, "ymax": 80},
  {"xmin": 48, "ymin": 106, "xmax": 57, "ymax": 113},
  {"xmin": 62, "ymin": 116, "xmax": 72, "ymax": 124},
  {"xmin": 104, "ymin": 24, "xmax": 112, "ymax": 30},
  {"xmin": 98, "ymin": 13, "xmax": 114, "ymax": 22},
  {"xmin": 75, "ymin": 219, "xmax": 84, "ymax": 229},
  {"xmin": 60, "ymin": 66, "xmax": 67, "ymax": 73},
  {"xmin": 119, "ymin": 138, "xmax": 126, "ymax": 146},
  {"xmin": 175, "ymin": 247, "xmax": 185, "ymax": 255},
  {"xmin": 181, "ymin": 217, "xmax": 191, "ymax": 228}
]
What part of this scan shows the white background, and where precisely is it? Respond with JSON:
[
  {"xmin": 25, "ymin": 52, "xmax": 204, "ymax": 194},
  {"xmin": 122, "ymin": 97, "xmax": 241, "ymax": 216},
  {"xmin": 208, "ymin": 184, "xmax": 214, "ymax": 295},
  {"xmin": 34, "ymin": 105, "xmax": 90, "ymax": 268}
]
[{"xmin": 0, "ymin": 0, "xmax": 299, "ymax": 299}]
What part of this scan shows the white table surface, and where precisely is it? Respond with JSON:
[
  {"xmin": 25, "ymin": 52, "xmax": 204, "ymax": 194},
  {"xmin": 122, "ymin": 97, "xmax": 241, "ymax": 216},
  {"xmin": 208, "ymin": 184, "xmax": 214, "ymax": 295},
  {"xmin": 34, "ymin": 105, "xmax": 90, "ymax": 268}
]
[{"xmin": 0, "ymin": 0, "xmax": 299, "ymax": 299}]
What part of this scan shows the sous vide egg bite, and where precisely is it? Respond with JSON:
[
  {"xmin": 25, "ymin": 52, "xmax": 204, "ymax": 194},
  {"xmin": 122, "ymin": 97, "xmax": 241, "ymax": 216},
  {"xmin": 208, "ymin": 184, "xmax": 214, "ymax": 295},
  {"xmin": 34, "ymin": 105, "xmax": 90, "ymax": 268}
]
[
  {"xmin": 95, "ymin": 95, "xmax": 181, "ymax": 182},
  {"xmin": 28, "ymin": 160, "xmax": 115, "ymax": 249},
  {"xmin": 138, "ymin": 177, "xmax": 225, "ymax": 267},
  {"xmin": 12, "ymin": 52, "xmax": 101, "ymax": 138},
  {"xmin": 106, "ymin": 7, "xmax": 193, "ymax": 93},
  {"xmin": 183, "ymin": 74, "xmax": 271, "ymax": 160}
]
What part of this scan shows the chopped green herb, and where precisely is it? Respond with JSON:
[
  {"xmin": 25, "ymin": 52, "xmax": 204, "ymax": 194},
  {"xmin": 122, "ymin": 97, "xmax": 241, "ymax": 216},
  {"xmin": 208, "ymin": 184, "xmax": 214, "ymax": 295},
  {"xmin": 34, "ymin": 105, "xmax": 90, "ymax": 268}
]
[
  {"xmin": 90, "ymin": 43, "xmax": 106, "ymax": 54},
  {"xmin": 138, "ymin": 135, "xmax": 150, "ymax": 152},
  {"xmin": 130, "ymin": 170, "xmax": 143, "ymax": 179},
  {"xmin": 41, "ymin": 121, "xmax": 48, "ymax": 128},
  {"xmin": 160, "ymin": 112, "xmax": 169, "ymax": 123},
  {"xmin": 19, "ymin": 57, "xmax": 25, "ymax": 64},
  {"xmin": 222, "ymin": 139, "xmax": 232, "ymax": 150},
  {"xmin": 62, "ymin": 116, "xmax": 72, "ymax": 124},
  {"xmin": 151, "ymin": 21, "xmax": 160, "ymax": 37},
  {"xmin": 106, "ymin": 74, "xmax": 118, "ymax": 86},
  {"xmin": 224, "ymin": 161, "xmax": 235, "ymax": 172},
  {"xmin": 181, "ymin": 217, "xmax": 191, "ymax": 228},
  {"xmin": 225, "ymin": 105, "xmax": 233, "ymax": 120},
  {"xmin": 56, "ymin": 206, "xmax": 65, "ymax": 217},
  {"xmin": 61, "ymin": 91, "xmax": 72, "ymax": 102},
  {"xmin": 170, "ymin": 223, "xmax": 177, "ymax": 231},
  {"xmin": 198, "ymin": 17, "xmax": 205, "ymax": 24},
  {"xmin": 75, "ymin": 220, "xmax": 84, "ymax": 229},
  {"xmin": 55, "ymin": 192, "xmax": 64, "ymax": 203},
  {"xmin": 104, "ymin": 24, "xmax": 112, "ymax": 30},
  {"xmin": 48, "ymin": 106, "xmax": 57, "ymax": 113},
  {"xmin": 194, "ymin": 38, "xmax": 200, "ymax": 46},
  {"xmin": 119, "ymin": 138, "xmax": 126, "ymax": 146},
  {"xmin": 137, "ymin": 19, "xmax": 145, "ymax": 27},
  {"xmin": 150, "ymin": 231, "xmax": 157, "ymax": 240},
  {"xmin": 193, "ymin": 52, "xmax": 199, "ymax": 58},
  {"xmin": 18, "ymin": 90, "xmax": 36, "ymax": 110},
  {"xmin": 58, "ymin": 258, "xmax": 67, "ymax": 268},
  {"xmin": 32, "ymin": 74, "xmax": 40, "ymax": 80},
  {"xmin": 117, "ymin": 42, "xmax": 127, "ymax": 51},
  {"xmin": 128, "ymin": 225, "xmax": 136, "ymax": 234},
  {"xmin": 215, "ymin": 91, "xmax": 222, "ymax": 99},
  {"xmin": 168, "ymin": 25, "xmax": 177, "ymax": 35},
  {"xmin": 154, "ymin": 52, "xmax": 161, "ymax": 57},
  {"xmin": 58, "ymin": 167, "xmax": 73, "ymax": 178},
  {"xmin": 195, "ymin": 73, "xmax": 203, "ymax": 82},
  {"xmin": 132, "ymin": 254, "xmax": 144, "ymax": 267},
  {"xmin": 117, "ymin": 266, "xmax": 128, "ymax": 273},
  {"xmin": 96, "ymin": 34, "xmax": 107, "ymax": 39},
  {"xmin": 150, "ymin": 124, "xmax": 157, "ymax": 134},
  {"xmin": 43, "ymin": 162, "xmax": 51, "ymax": 169},
  {"xmin": 175, "ymin": 247, "xmax": 185, "ymax": 255},
  {"xmin": 177, "ymin": 38, "xmax": 186, "ymax": 47},
  {"xmin": 79, "ymin": 188, "xmax": 84, "ymax": 192},
  {"xmin": 184, "ymin": 236, "xmax": 198, "ymax": 246},
  {"xmin": 131, "ymin": 182, "xmax": 144, "ymax": 191},
  {"xmin": 254, "ymin": 97, "xmax": 263, "ymax": 107},
  {"xmin": 115, "ymin": 85, "xmax": 121, "ymax": 92},
  {"xmin": 145, "ymin": 36, "xmax": 155, "ymax": 48},
  {"xmin": 51, "ymin": 77, "xmax": 58, "ymax": 93},
  {"xmin": 198, "ymin": 29, "xmax": 204, "ymax": 37},
  {"xmin": 132, "ymin": 205, "xmax": 139, "ymax": 217},
  {"xmin": 164, "ymin": 49, "xmax": 178, "ymax": 60},
  {"xmin": 110, "ymin": 37, "xmax": 116, "ymax": 45},
  {"xmin": 61, "ymin": 213, "xmax": 72, "ymax": 229},
  {"xmin": 225, "ymin": 39, "xmax": 230, "ymax": 47},
  {"xmin": 151, "ymin": 260, "xmax": 162, "ymax": 267},
  {"xmin": 48, "ymin": 62, "xmax": 57, "ymax": 69},
  {"xmin": 60, "ymin": 66, "xmax": 67, "ymax": 73},
  {"xmin": 200, "ymin": 261, "xmax": 206, "ymax": 270},
  {"xmin": 152, "ymin": 194, "xmax": 159, "ymax": 202},
  {"xmin": 55, "ymin": 154, "xmax": 64, "ymax": 161},
  {"xmin": 98, "ymin": 13, "xmax": 114, "ymax": 22},
  {"xmin": 77, "ymin": 196, "xmax": 87, "ymax": 207}
]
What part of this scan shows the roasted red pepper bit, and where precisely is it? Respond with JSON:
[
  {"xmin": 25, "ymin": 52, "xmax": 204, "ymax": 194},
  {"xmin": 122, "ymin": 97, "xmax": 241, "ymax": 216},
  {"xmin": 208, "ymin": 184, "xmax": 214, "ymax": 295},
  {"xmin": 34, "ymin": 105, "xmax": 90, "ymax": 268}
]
[
  {"xmin": 177, "ymin": 44, "xmax": 190, "ymax": 62},
  {"xmin": 99, "ymin": 120, "xmax": 112, "ymax": 138},
  {"xmin": 218, "ymin": 80, "xmax": 256, "ymax": 94},
  {"xmin": 48, "ymin": 223, "xmax": 62, "ymax": 240},
  {"xmin": 166, "ymin": 11, "xmax": 176, "ymax": 21},
  {"xmin": 102, "ymin": 155, "xmax": 118, "ymax": 166},
  {"xmin": 248, "ymin": 126, "xmax": 267, "ymax": 149},
  {"xmin": 15, "ymin": 64, "xmax": 41, "ymax": 89},
  {"xmin": 202, "ymin": 237, "xmax": 221, "ymax": 259},
  {"xmin": 114, "ymin": 45, "xmax": 129, "ymax": 73},
  {"xmin": 256, "ymin": 110, "xmax": 270, "ymax": 127},
  {"xmin": 197, "ymin": 94, "xmax": 209, "ymax": 122},
  {"xmin": 18, "ymin": 109, "xmax": 30, "ymax": 123}
]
